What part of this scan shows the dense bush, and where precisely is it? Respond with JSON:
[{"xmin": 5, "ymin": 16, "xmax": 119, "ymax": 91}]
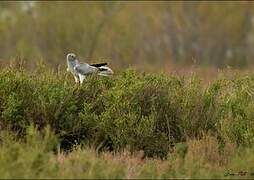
[
  {"xmin": 0, "ymin": 127, "xmax": 125, "ymax": 179},
  {"xmin": 0, "ymin": 128, "xmax": 254, "ymax": 178},
  {"xmin": 1, "ymin": 67, "xmax": 254, "ymax": 158}
]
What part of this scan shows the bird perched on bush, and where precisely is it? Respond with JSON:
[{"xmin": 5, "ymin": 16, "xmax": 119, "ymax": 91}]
[{"xmin": 66, "ymin": 53, "xmax": 113, "ymax": 84}]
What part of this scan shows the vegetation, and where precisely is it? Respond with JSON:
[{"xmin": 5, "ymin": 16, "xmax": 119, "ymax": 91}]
[
  {"xmin": 1, "ymin": 1, "xmax": 254, "ymax": 178},
  {"xmin": 0, "ymin": 64, "xmax": 254, "ymax": 178},
  {"xmin": 0, "ymin": 1, "xmax": 254, "ymax": 69},
  {"xmin": 1, "ymin": 126, "xmax": 254, "ymax": 179}
]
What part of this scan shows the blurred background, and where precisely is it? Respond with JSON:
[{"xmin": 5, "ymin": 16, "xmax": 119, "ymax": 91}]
[{"xmin": 0, "ymin": 1, "xmax": 254, "ymax": 73}]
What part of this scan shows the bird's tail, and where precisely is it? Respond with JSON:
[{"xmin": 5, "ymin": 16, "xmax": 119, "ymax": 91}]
[{"xmin": 97, "ymin": 66, "xmax": 113, "ymax": 76}]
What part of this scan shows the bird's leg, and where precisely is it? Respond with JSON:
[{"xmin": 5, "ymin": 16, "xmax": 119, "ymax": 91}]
[
  {"xmin": 78, "ymin": 74, "xmax": 86, "ymax": 84},
  {"xmin": 74, "ymin": 75, "xmax": 79, "ymax": 83}
]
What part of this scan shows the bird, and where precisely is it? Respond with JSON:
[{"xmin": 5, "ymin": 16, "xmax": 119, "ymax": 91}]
[{"xmin": 66, "ymin": 53, "xmax": 113, "ymax": 84}]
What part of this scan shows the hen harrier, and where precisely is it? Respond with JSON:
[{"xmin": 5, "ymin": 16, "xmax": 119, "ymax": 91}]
[{"xmin": 66, "ymin": 53, "xmax": 113, "ymax": 84}]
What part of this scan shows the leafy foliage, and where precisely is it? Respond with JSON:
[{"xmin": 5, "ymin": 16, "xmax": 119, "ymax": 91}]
[{"xmin": 1, "ymin": 68, "xmax": 254, "ymax": 158}]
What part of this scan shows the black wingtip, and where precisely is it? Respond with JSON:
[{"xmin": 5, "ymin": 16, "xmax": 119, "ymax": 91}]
[{"xmin": 90, "ymin": 62, "xmax": 108, "ymax": 67}]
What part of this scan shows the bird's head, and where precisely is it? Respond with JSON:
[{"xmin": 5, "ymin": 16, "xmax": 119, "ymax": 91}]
[{"xmin": 66, "ymin": 53, "xmax": 77, "ymax": 62}]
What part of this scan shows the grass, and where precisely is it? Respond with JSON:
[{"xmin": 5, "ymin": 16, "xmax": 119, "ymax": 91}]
[
  {"xmin": 0, "ymin": 64, "xmax": 254, "ymax": 178},
  {"xmin": 0, "ymin": 127, "xmax": 254, "ymax": 178}
]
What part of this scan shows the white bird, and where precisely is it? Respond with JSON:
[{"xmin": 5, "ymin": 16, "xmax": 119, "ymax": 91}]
[{"xmin": 66, "ymin": 53, "xmax": 113, "ymax": 84}]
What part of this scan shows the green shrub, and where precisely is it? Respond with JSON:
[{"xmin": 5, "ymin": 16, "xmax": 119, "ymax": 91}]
[
  {"xmin": 1, "ymin": 68, "xmax": 254, "ymax": 158},
  {"xmin": 0, "ymin": 126, "xmax": 125, "ymax": 179}
]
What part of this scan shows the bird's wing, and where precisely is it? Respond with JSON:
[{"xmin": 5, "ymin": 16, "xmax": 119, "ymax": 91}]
[
  {"xmin": 98, "ymin": 66, "xmax": 112, "ymax": 72},
  {"xmin": 97, "ymin": 66, "xmax": 113, "ymax": 76},
  {"xmin": 90, "ymin": 62, "xmax": 108, "ymax": 68},
  {"xmin": 74, "ymin": 63, "xmax": 98, "ymax": 75}
]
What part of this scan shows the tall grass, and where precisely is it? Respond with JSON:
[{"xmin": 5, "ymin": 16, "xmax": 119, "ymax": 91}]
[
  {"xmin": 1, "ymin": 65, "xmax": 254, "ymax": 158},
  {"xmin": 0, "ymin": 126, "xmax": 254, "ymax": 178},
  {"xmin": 1, "ymin": 65, "xmax": 254, "ymax": 178}
]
